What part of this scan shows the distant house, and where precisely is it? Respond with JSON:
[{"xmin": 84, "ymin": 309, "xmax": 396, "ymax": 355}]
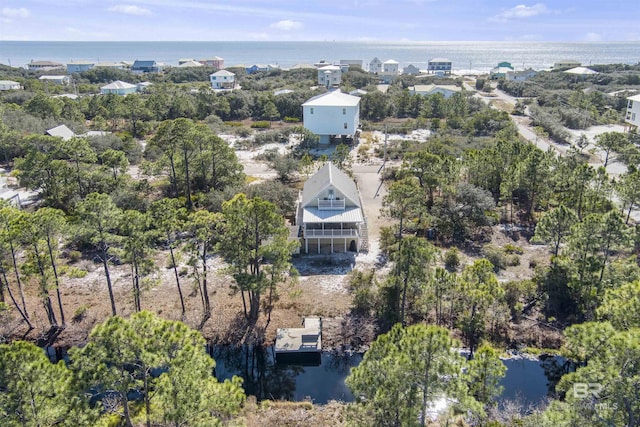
[
  {"xmin": 100, "ymin": 80, "xmax": 138, "ymax": 95},
  {"xmin": 46, "ymin": 125, "xmax": 75, "ymax": 141},
  {"xmin": 0, "ymin": 80, "xmax": 22, "ymax": 91},
  {"xmin": 302, "ymin": 91, "xmax": 360, "ymax": 145},
  {"xmin": 490, "ymin": 62, "xmax": 514, "ymax": 79},
  {"xmin": 246, "ymin": 64, "xmax": 278, "ymax": 74},
  {"xmin": 297, "ymin": 162, "xmax": 366, "ymax": 254},
  {"xmin": 199, "ymin": 56, "xmax": 225, "ymax": 69},
  {"xmin": 178, "ymin": 60, "xmax": 203, "ymax": 68},
  {"xmin": 291, "ymin": 63, "xmax": 316, "ymax": 70},
  {"xmin": 210, "ymin": 70, "xmax": 236, "ymax": 90},
  {"xmin": 427, "ymin": 58, "xmax": 452, "ymax": 75},
  {"xmin": 318, "ymin": 65, "xmax": 342, "ymax": 88},
  {"xmin": 340, "ymin": 59, "xmax": 363, "ymax": 70},
  {"xmin": 39, "ymin": 75, "xmax": 69, "ymax": 85},
  {"xmin": 349, "ymin": 89, "xmax": 368, "ymax": 97},
  {"xmin": 137, "ymin": 81, "xmax": 153, "ymax": 92},
  {"xmin": 379, "ymin": 59, "xmax": 400, "ymax": 83},
  {"xmin": 506, "ymin": 69, "xmax": 538, "ymax": 82},
  {"xmin": 625, "ymin": 94, "xmax": 640, "ymax": 129},
  {"xmin": 95, "ymin": 62, "xmax": 127, "ymax": 70},
  {"xmin": 369, "ymin": 57, "xmax": 382, "ymax": 74},
  {"xmin": 554, "ymin": 60, "xmax": 581, "ymax": 70},
  {"xmin": 132, "ymin": 60, "xmax": 161, "ymax": 73},
  {"xmin": 274, "ymin": 89, "xmax": 294, "ymax": 96},
  {"xmin": 403, "ymin": 64, "xmax": 421, "ymax": 75},
  {"xmin": 409, "ymin": 84, "xmax": 461, "ymax": 99},
  {"xmin": 28, "ymin": 60, "xmax": 64, "ymax": 71},
  {"xmin": 66, "ymin": 61, "xmax": 95, "ymax": 74},
  {"xmin": 564, "ymin": 66, "xmax": 598, "ymax": 76}
]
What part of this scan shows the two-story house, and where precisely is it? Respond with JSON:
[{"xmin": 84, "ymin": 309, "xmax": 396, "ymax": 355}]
[
  {"xmin": 297, "ymin": 162, "xmax": 366, "ymax": 254},
  {"xmin": 318, "ymin": 65, "xmax": 341, "ymax": 88},
  {"xmin": 100, "ymin": 80, "xmax": 138, "ymax": 95},
  {"xmin": 210, "ymin": 70, "xmax": 236, "ymax": 90},
  {"xmin": 626, "ymin": 94, "xmax": 640, "ymax": 129},
  {"xmin": 302, "ymin": 90, "xmax": 360, "ymax": 145},
  {"xmin": 369, "ymin": 57, "xmax": 382, "ymax": 74},
  {"xmin": 132, "ymin": 60, "xmax": 162, "ymax": 73},
  {"xmin": 427, "ymin": 58, "xmax": 452, "ymax": 75},
  {"xmin": 66, "ymin": 61, "xmax": 95, "ymax": 74},
  {"xmin": 199, "ymin": 56, "xmax": 225, "ymax": 69}
]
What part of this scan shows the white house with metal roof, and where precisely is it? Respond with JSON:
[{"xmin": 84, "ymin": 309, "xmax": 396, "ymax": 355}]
[
  {"xmin": 369, "ymin": 57, "xmax": 383, "ymax": 74},
  {"xmin": 39, "ymin": 75, "xmax": 69, "ymax": 85},
  {"xmin": 46, "ymin": 125, "xmax": 75, "ymax": 141},
  {"xmin": 626, "ymin": 94, "xmax": 640, "ymax": 129},
  {"xmin": 210, "ymin": 70, "xmax": 236, "ymax": 90},
  {"xmin": 317, "ymin": 65, "xmax": 342, "ymax": 88},
  {"xmin": 427, "ymin": 58, "xmax": 452, "ymax": 75},
  {"xmin": 0, "ymin": 80, "xmax": 22, "ymax": 91},
  {"xmin": 66, "ymin": 61, "xmax": 95, "ymax": 74},
  {"xmin": 302, "ymin": 91, "xmax": 360, "ymax": 145},
  {"xmin": 100, "ymin": 80, "xmax": 138, "ymax": 95},
  {"xmin": 297, "ymin": 162, "xmax": 367, "ymax": 254}
]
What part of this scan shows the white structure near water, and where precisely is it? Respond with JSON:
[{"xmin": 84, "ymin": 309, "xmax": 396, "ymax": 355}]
[
  {"xmin": 302, "ymin": 91, "xmax": 360, "ymax": 145},
  {"xmin": 275, "ymin": 317, "xmax": 322, "ymax": 364},
  {"xmin": 297, "ymin": 162, "xmax": 367, "ymax": 254},
  {"xmin": 210, "ymin": 70, "xmax": 236, "ymax": 90}
]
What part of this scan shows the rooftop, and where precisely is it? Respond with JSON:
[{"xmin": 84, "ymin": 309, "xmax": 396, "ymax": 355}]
[{"xmin": 302, "ymin": 90, "xmax": 360, "ymax": 108}]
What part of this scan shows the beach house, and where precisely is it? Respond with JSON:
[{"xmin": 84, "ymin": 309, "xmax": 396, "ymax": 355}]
[
  {"xmin": 409, "ymin": 84, "xmax": 462, "ymax": 99},
  {"xmin": 46, "ymin": 125, "xmax": 75, "ymax": 141},
  {"xmin": 100, "ymin": 80, "xmax": 138, "ymax": 95},
  {"xmin": 317, "ymin": 65, "xmax": 341, "ymax": 88},
  {"xmin": 66, "ymin": 61, "xmax": 95, "ymax": 74},
  {"xmin": 427, "ymin": 58, "xmax": 452, "ymax": 75},
  {"xmin": 403, "ymin": 64, "xmax": 421, "ymax": 75},
  {"xmin": 132, "ymin": 60, "xmax": 162, "ymax": 73},
  {"xmin": 379, "ymin": 59, "xmax": 400, "ymax": 83},
  {"xmin": 302, "ymin": 90, "xmax": 360, "ymax": 145},
  {"xmin": 199, "ymin": 56, "xmax": 225, "ymax": 69},
  {"xmin": 554, "ymin": 60, "xmax": 581, "ymax": 70},
  {"xmin": 626, "ymin": 94, "xmax": 640, "ymax": 129},
  {"xmin": 0, "ymin": 80, "xmax": 22, "ymax": 91},
  {"xmin": 506, "ymin": 69, "xmax": 538, "ymax": 82},
  {"xmin": 490, "ymin": 62, "xmax": 514, "ymax": 79},
  {"xmin": 297, "ymin": 162, "xmax": 366, "ymax": 254},
  {"xmin": 28, "ymin": 60, "xmax": 64, "ymax": 71},
  {"xmin": 340, "ymin": 59, "xmax": 363, "ymax": 70},
  {"xmin": 39, "ymin": 75, "xmax": 69, "ymax": 85},
  {"xmin": 369, "ymin": 57, "xmax": 383, "ymax": 74},
  {"xmin": 210, "ymin": 70, "xmax": 236, "ymax": 90}
]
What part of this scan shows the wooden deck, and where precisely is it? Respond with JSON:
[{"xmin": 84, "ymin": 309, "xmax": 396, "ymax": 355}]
[{"xmin": 275, "ymin": 317, "xmax": 322, "ymax": 364}]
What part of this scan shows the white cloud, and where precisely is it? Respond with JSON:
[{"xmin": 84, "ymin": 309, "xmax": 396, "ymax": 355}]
[
  {"xmin": 584, "ymin": 32, "xmax": 603, "ymax": 42},
  {"xmin": 269, "ymin": 20, "xmax": 303, "ymax": 31},
  {"xmin": 108, "ymin": 5, "xmax": 152, "ymax": 16},
  {"xmin": 492, "ymin": 3, "xmax": 548, "ymax": 21},
  {"xmin": 1, "ymin": 7, "xmax": 30, "ymax": 18}
]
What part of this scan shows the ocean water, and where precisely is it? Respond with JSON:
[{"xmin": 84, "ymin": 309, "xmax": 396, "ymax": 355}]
[{"xmin": 1, "ymin": 41, "xmax": 639, "ymax": 72}]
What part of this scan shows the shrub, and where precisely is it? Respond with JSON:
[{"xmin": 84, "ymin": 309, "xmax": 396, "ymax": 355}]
[
  {"xmin": 504, "ymin": 244, "xmax": 524, "ymax": 255},
  {"xmin": 250, "ymin": 121, "xmax": 271, "ymax": 129},
  {"xmin": 482, "ymin": 245, "xmax": 507, "ymax": 272},
  {"xmin": 225, "ymin": 121, "xmax": 244, "ymax": 127},
  {"xmin": 443, "ymin": 248, "xmax": 460, "ymax": 272},
  {"xmin": 283, "ymin": 116, "xmax": 300, "ymax": 123},
  {"xmin": 67, "ymin": 267, "xmax": 88, "ymax": 279},
  {"xmin": 72, "ymin": 304, "xmax": 89, "ymax": 323}
]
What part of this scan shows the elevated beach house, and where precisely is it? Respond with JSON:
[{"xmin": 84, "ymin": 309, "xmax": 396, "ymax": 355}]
[
  {"xmin": 297, "ymin": 162, "xmax": 367, "ymax": 254},
  {"xmin": 369, "ymin": 57, "xmax": 383, "ymax": 74},
  {"xmin": 626, "ymin": 94, "xmax": 640, "ymax": 130},
  {"xmin": 427, "ymin": 58, "xmax": 452, "ymax": 75},
  {"xmin": 66, "ymin": 61, "xmax": 95, "ymax": 74},
  {"xmin": 132, "ymin": 60, "xmax": 162, "ymax": 73},
  {"xmin": 210, "ymin": 70, "xmax": 236, "ymax": 90},
  {"xmin": 317, "ymin": 65, "xmax": 342, "ymax": 88},
  {"xmin": 302, "ymin": 90, "xmax": 360, "ymax": 145}
]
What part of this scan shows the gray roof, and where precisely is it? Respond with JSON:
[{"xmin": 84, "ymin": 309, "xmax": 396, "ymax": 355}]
[
  {"xmin": 302, "ymin": 90, "xmax": 361, "ymax": 107},
  {"xmin": 302, "ymin": 162, "xmax": 360, "ymax": 208},
  {"xmin": 46, "ymin": 125, "xmax": 75, "ymax": 141},
  {"xmin": 302, "ymin": 207, "xmax": 364, "ymax": 223},
  {"xmin": 101, "ymin": 80, "xmax": 137, "ymax": 90}
]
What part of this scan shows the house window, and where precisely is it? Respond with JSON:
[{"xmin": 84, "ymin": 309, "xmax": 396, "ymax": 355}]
[
  {"xmin": 343, "ymin": 108, "xmax": 346, "ymax": 115},
  {"xmin": 633, "ymin": 113, "xmax": 637, "ymax": 121},
  {"xmin": 630, "ymin": 100, "xmax": 634, "ymax": 108},
  {"xmin": 344, "ymin": 122, "xmax": 348, "ymax": 129},
  {"xmin": 310, "ymin": 108, "xmax": 314, "ymax": 114},
  {"xmin": 328, "ymin": 189, "xmax": 335, "ymax": 200}
]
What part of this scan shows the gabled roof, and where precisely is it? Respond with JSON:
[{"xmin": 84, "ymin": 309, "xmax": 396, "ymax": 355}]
[
  {"xmin": 46, "ymin": 125, "xmax": 75, "ymax": 141},
  {"xmin": 429, "ymin": 58, "xmax": 451, "ymax": 63},
  {"xmin": 101, "ymin": 80, "xmax": 137, "ymax": 90},
  {"xmin": 302, "ymin": 90, "xmax": 361, "ymax": 107},
  {"xmin": 211, "ymin": 70, "xmax": 235, "ymax": 77},
  {"xmin": 39, "ymin": 75, "xmax": 67, "ymax": 80},
  {"xmin": 302, "ymin": 162, "xmax": 360, "ymax": 208},
  {"xmin": 132, "ymin": 60, "xmax": 157, "ymax": 68},
  {"xmin": 0, "ymin": 80, "xmax": 20, "ymax": 85},
  {"xmin": 412, "ymin": 84, "xmax": 461, "ymax": 93},
  {"xmin": 30, "ymin": 60, "xmax": 63, "ymax": 66},
  {"xmin": 628, "ymin": 94, "xmax": 640, "ymax": 102},
  {"xmin": 370, "ymin": 57, "xmax": 382, "ymax": 63},
  {"xmin": 319, "ymin": 65, "xmax": 340, "ymax": 71},
  {"xmin": 67, "ymin": 61, "xmax": 94, "ymax": 65},
  {"xmin": 178, "ymin": 60, "xmax": 203, "ymax": 67},
  {"xmin": 383, "ymin": 59, "xmax": 399, "ymax": 64}
]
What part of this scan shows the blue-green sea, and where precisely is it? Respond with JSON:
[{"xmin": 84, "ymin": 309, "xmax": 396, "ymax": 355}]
[{"xmin": 1, "ymin": 40, "xmax": 639, "ymax": 71}]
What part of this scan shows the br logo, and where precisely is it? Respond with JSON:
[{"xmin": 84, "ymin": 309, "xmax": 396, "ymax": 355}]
[{"xmin": 572, "ymin": 383, "xmax": 603, "ymax": 399}]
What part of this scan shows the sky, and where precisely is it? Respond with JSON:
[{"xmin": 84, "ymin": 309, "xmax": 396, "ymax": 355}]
[{"xmin": 1, "ymin": 0, "xmax": 639, "ymax": 42}]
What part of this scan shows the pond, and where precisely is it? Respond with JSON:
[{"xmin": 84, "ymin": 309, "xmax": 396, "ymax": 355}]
[{"xmin": 209, "ymin": 346, "xmax": 572, "ymax": 407}]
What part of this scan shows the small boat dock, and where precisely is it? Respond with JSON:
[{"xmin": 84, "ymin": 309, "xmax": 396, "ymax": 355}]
[{"xmin": 275, "ymin": 317, "xmax": 322, "ymax": 365}]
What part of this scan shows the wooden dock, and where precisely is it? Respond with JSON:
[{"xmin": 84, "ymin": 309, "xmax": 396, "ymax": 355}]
[{"xmin": 275, "ymin": 317, "xmax": 322, "ymax": 365}]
